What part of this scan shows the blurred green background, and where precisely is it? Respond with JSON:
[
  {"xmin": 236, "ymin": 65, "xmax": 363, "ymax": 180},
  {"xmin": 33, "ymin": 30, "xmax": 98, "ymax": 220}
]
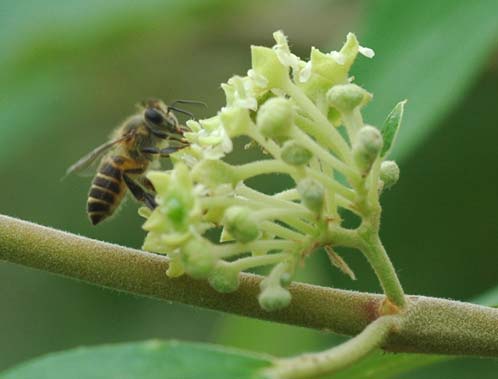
[{"xmin": 1, "ymin": 0, "xmax": 497, "ymax": 377}]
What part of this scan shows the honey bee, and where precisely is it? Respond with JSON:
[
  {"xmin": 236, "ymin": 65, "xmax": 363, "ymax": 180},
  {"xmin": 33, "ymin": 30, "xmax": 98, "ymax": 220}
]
[{"xmin": 67, "ymin": 99, "xmax": 201, "ymax": 225}]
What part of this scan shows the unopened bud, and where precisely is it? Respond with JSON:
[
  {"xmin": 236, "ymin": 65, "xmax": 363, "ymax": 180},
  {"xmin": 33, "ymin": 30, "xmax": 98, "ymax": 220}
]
[
  {"xmin": 208, "ymin": 262, "xmax": 240, "ymax": 293},
  {"xmin": 281, "ymin": 141, "xmax": 312, "ymax": 166},
  {"xmin": 297, "ymin": 178, "xmax": 325, "ymax": 213},
  {"xmin": 380, "ymin": 160, "xmax": 400, "ymax": 190},
  {"xmin": 258, "ymin": 285, "xmax": 291, "ymax": 311},
  {"xmin": 180, "ymin": 238, "xmax": 216, "ymax": 279},
  {"xmin": 327, "ymin": 84, "xmax": 371, "ymax": 114},
  {"xmin": 353, "ymin": 126, "xmax": 383, "ymax": 175},
  {"xmin": 257, "ymin": 97, "xmax": 294, "ymax": 141},
  {"xmin": 224, "ymin": 206, "xmax": 260, "ymax": 243}
]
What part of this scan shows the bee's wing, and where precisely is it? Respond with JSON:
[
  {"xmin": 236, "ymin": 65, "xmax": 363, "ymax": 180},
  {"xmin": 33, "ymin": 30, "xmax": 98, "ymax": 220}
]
[{"xmin": 65, "ymin": 137, "xmax": 126, "ymax": 178}]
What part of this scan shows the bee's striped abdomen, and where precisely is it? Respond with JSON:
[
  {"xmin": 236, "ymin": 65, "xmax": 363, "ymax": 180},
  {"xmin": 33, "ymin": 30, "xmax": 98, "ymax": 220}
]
[{"xmin": 87, "ymin": 157, "xmax": 126, "ymax": 225}]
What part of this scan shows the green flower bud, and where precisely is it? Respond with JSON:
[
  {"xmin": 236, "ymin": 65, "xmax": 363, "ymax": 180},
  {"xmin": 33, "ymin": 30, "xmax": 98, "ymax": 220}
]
[
  {"xmin": 192, "ymin": 159, "xmax": 238, "ymax": 188},
  {"xmin": 353, "ymin": 126, "xmax": 383, "ymax": 175},
  {"xmin": 220, "ymin": 106, "xmax": 252, "ymax": 137},
  {"xmin": 208, "ymin": 262, "xmax": 240, "ymax": 293},
  {"xmin": 380, "ymin": 160, "xmax": 400, "ymax": 190},
  {"xmin": 251, "ymin": 46, "xmax": 289, "ymax": 89},
  {"xmin": 256, "ymin": 97, "xmax": 294, "ymax": 140},
  {"xmin": 327, "ymin": 84, "xmax": 372, "ymax": 114},
  {"xmin": 224, "ymin": 206, "xmax": 260, "ymax": 243},
  {"xmin": 258, "ymin": 286, "xmax": 292, "ymax": 311},
  {"xmin": 280, "ymin": 141, "xmax": 312, "ymax": 166},
  {"xmin": 180, "ymin": 238, "xmax": 216, "ymax": 280},
  {"xmin": 297, "ymin": 178, "xmax": 325, "ymax": 213}
]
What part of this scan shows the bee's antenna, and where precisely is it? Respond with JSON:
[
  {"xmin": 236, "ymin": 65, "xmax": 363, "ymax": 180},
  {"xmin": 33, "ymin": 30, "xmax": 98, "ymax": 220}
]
[
  {"xmin": 170, "ymin": 99, "xmax": 207, "ymax": 108},
  {"xmin": 168, "ymin": 106, "xmax": 196, "ymax": 120}
]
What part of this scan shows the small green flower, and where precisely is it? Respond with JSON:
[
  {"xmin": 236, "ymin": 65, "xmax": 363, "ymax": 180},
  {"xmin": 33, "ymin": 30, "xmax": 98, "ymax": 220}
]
[
  {"xmin": 181, "ymin": 237, "xmax": 217, "ymax": 280},
  {"xmin": 327, "ymin": 83, "xmax": 372, "ymax": 114},
  {"xmin": 208, "ymin": 262, "xmax": 240, "ymax": 293},
  {"xmin": 187, "ymin": 116, "xmax": 233, "ymax": 160},
  {"xmin": 280, "ymin": 141, "xmax": 313, "ymax": 166},
  {"xmin": 224, "ymin": 206, "xmax": 260, "ymax": 243},
  {"xmin": 257, "ymin": 97, "xmax": 294, "ymax": 141},
  {"xmin": 353, "ymin": 126, "xmax": 383, "ymax": 175},
  {"xmin": 380, "ymin": 160, "xmax": 400, "ymax": 190},
  {"xmin": 297, "ymin": 178, "xmax": 325, "ymax": 213},
  {"xmin": 258, "ymin": 285, "xmax": 292, "ymax": 311}
]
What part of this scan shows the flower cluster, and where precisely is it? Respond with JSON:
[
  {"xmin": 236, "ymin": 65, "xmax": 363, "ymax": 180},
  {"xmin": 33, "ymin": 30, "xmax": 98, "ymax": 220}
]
[{"xmin": 142, "ymin": 31, "xmax": 404, "ymax": 311}]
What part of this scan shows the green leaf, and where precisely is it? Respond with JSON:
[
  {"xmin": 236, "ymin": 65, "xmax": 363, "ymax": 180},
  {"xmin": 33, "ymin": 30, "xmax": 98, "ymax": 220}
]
[
  {"xmin": 1, "ymin": 340, "xmax": 271, "ymax": 379},
  {"xmin": 330, "ymin": 352, "xmax": 445, "ymax": 379},
  {"xmin": 357, "ymin": 0, "xmax": 498, "ymax": 160},
  {"xmin": 379, "ymin": 100, "xmax": 406, "ymax": 157}
]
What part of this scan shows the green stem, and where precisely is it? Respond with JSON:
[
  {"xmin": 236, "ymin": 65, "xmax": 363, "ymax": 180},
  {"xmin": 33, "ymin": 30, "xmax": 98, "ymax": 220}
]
[
  {"xmin": 279, "ymin": 216, "xmax": 316, "ymax": 236},
  {"xmin": 290, "ymin": 127, "xmax": 358, "ymax": 180},
  {"xmin": 284, "ymin": 81, "xmax": 352, "ymax": 162},
  {"xmin": 294, "ymin": 114, "xmax": 348, "ymax": 161},
  {"xmin": 237, "ymin": 184, "xmax": 310, "ymax": 216},
  {"xmin": 237, "ymin": 159, "xmax": 294, "ymax": 180},
  {"xmin": 247, "ymin": 129, "xmax": 282, "ymax": 158},
  {"xmin": 341, "ymin": 109, "xmax": 364, "ymax": 143},
  {"xmin": 231, "ymin": 252, "xmax": 289, "ymax": 271},
  {"xmin": 359, "ymin": 232, "xmax": 406, "ymax": 309},
  {"xmin": 261, "ymin": 221, "xmax": 305, "ymax": 242},
  {"xmin": 236, "ymin": 160, "xmax": 356, "ymax": 203},
  {"xmin": 367, "ymin": 158, "xmax": 382, "ymax": 206},
  {"xmin": 306, "ymin": 168, "xmax": 356, "ymax": 201},
  {"xmin": 273, "ymin": 188, "xmax": 299, "ymax": 201},
  {"xmin": 217, "ymin": 240, "xmax": 296, "ymax": 258},
  {"xmin": 255, "ymin": 208, "xmax": 312, "ymax": 223},
  {"xmin": 264, "ymin": 316, "xmax": 398, "ymax": 379}
]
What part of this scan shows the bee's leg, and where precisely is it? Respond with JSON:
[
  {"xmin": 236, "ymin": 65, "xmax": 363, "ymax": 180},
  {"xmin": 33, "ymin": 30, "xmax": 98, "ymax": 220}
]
[
  {"xmin": 150, "ymin": 129, "xmax": 168, "ymax": 139},
  {"xmin": 139, "ymin": 177, "xmax": 155, "ymax": 192},
  {"xmin": 141, "ymin": 147, "xmax": 180, "ymax": 157},
  {"xmin": 159, "ymin": 147, "xmax": 182, "ymax": 157},
  {"xmin": 141, "ymin": 147, "xmax": 161, "ymax": 154},
  {"xmin": 123, "ymin": 173, "xmax": 157, "ymax": 209}
]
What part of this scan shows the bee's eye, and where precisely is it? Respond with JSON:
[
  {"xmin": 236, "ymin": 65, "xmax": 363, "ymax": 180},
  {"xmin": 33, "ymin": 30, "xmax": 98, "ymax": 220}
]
[{"xmin": 145, "ymin": 108, "xmax": 164, "ymax": 125}]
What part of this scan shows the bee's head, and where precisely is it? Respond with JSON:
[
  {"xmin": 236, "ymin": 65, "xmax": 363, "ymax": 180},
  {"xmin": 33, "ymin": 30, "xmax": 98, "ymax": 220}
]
[{"xmin": 139, "ymin": 99, "xmax": 182, "ymax": 135}]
